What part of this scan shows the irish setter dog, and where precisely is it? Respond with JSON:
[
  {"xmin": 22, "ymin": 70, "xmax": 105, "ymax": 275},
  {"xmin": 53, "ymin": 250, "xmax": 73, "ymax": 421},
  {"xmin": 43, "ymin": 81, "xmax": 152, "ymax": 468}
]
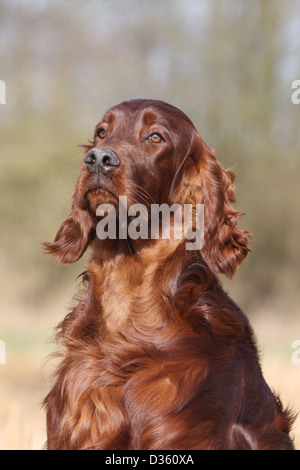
[{"xmin": 43, "ymin": 99, "xmax": 294, "ymax": 450}]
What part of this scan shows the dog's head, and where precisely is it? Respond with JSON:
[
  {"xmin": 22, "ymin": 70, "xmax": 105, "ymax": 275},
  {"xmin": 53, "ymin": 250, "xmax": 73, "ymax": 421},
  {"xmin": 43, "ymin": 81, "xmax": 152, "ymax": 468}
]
[{"xmin": 43, "ymin": 99, "xmax": 250, "ymax": 277}]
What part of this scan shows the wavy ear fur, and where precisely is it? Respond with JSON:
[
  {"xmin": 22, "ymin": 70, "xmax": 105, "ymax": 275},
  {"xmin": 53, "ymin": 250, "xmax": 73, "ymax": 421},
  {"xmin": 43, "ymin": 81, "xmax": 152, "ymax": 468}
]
[
  {"xmin": 171, "ymin": 132, "xmax": 250, "ymax": 278},
  {"xmin": 42, "ymin": 200, "xmax": 94, "ymax": 264}
]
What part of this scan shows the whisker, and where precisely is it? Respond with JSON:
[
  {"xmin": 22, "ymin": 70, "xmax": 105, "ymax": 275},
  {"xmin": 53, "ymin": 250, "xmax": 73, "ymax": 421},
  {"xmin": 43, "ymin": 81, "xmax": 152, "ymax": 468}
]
[
  {"xmin": 131, "ymin": 189, "xmax": 152, "ymax": 211},
  {"xmin": 126, "ymin": 239, "xmax": 135, "ymax": 255},
  {"xmin": 130, "ymin": 197, "xmax": 149, "ymax": 220},
  {"xmin": 132, "ymin": 183, "xmax": 156, "ymax": 205}
]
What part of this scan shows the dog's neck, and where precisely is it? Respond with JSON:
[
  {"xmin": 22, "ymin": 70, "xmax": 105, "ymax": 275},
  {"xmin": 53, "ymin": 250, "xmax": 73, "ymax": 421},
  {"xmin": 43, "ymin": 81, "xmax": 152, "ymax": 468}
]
[{"xmin": 88, "ymin": 237, "xmax": 191, "ymax": 334}]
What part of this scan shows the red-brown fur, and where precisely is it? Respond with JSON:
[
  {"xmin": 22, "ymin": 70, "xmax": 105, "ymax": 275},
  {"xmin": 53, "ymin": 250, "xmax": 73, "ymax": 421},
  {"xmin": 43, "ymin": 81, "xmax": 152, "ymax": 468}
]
[{"xmin": 43, "ymin": 99, "xmax": 295, "ymax": 450}]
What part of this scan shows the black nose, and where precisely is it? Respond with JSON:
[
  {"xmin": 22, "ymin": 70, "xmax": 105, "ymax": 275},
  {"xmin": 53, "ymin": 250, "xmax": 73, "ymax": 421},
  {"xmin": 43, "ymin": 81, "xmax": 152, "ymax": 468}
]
[{"xmin": 84, "ymin": 148, "xmax": 120, "ymax": 174}]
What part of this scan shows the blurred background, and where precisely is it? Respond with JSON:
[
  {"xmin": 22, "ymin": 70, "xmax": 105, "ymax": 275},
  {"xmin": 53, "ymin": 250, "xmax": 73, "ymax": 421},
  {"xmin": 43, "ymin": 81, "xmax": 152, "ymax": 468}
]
[{"xmin": 0, "ymin": 0, "xmax": 299, "ymax": 449}]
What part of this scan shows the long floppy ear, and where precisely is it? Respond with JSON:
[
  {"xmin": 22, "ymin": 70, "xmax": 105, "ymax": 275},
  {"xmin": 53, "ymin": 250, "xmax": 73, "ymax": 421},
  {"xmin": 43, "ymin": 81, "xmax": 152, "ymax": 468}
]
[
  {"xmin": 42, "ymin": 199, "xmax": 94, "ymax": 264},
  {"xmin": 171, "ymin": 132, "xmax": 250, "ymax": 278}
]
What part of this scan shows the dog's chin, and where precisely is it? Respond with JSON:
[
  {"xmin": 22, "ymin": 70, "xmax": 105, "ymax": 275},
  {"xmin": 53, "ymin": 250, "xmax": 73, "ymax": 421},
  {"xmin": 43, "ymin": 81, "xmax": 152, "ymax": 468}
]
[{"xmin": 85, "ymin": 188, "xmax": 119, "ymax": 214}]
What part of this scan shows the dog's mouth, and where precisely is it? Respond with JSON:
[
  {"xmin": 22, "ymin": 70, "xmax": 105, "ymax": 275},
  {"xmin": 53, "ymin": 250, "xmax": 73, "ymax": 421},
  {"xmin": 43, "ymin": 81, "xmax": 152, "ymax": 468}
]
[{"xmin": 84, "ymin": 187, "xmax": 119, "ymax": 214}]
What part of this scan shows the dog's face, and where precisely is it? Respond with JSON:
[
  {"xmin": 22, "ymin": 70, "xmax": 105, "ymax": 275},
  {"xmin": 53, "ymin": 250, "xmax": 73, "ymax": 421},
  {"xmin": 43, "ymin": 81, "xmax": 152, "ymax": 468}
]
[
  {"xmin": 44, "ymin": 99, "xmax": 250, "ymax": 277},
  {"xmin": 78, "ymin": 99, "xmax": 196, "ymax": 214}
]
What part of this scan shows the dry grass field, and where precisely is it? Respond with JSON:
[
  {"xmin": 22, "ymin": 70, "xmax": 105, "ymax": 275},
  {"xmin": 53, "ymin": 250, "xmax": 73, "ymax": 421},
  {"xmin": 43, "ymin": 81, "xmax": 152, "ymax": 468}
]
[
  {"xmin": 0, "ymin": 296, "xmax": 299, "ymax": 450},
  {"xmin": 0, "ymin": 297, "xmax": 64, "ymax": 450}
]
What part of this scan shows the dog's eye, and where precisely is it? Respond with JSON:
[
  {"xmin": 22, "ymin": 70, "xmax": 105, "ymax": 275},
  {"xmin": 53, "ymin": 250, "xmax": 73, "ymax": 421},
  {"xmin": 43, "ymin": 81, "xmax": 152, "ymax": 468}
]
[
  {"xmin": 98, "ymin": 129, "xmax": 107, "ymax": 139},
  {"xmin": 149, "ymin": 133, "xmax": 164, "ymax": 144}
]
